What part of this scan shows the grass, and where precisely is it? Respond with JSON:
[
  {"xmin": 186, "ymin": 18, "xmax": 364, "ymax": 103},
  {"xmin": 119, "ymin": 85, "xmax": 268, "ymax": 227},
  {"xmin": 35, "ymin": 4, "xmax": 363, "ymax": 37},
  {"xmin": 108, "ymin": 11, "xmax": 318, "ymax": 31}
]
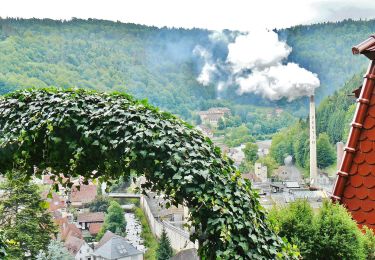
[{"xmin": 133, "ymin": 206, "xmax": 158, "ymax": 260}]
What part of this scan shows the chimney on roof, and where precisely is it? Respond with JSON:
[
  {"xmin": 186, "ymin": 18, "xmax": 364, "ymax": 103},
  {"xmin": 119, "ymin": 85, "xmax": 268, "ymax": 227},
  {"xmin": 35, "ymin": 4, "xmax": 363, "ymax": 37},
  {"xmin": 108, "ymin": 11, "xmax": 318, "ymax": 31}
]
[{"xmin": 310, "ymin": 94, "xmax": 317, "ymax": 186}]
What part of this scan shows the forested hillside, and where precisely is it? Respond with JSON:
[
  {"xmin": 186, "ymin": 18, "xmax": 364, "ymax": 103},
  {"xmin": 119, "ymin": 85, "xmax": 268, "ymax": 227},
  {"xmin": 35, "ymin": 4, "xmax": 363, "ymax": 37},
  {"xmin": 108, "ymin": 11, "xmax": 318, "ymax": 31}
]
[
  {"xmin": 0, "ymin": 18, "xmax": 374, "ymax": 122},
  {"xmin": 281, "ymin": 19, "xmax": 375, "ymax": 99},
  {"xmin": 0, "ymin": 18, "xmax": 214, "ymax": 119}
]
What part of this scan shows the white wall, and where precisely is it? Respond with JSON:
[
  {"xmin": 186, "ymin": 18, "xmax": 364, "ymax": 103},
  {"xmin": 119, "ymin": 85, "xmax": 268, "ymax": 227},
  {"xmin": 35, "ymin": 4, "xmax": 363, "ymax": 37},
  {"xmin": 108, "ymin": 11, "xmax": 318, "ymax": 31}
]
[
  {"xmin": 140, "ymin": 196, "xmax": 198, "ymax": 252},
  {"xmin": 75, "ymin": 242, "xmax": 93, "ymax": 260}
]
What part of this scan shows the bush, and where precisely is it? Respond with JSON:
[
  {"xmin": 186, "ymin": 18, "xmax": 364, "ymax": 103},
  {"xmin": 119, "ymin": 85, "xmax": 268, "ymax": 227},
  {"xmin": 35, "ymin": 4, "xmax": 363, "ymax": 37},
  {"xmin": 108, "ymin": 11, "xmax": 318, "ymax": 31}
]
[{"xmin": 269, "ymin": 200, "xmax": 373, "ymax": 260}]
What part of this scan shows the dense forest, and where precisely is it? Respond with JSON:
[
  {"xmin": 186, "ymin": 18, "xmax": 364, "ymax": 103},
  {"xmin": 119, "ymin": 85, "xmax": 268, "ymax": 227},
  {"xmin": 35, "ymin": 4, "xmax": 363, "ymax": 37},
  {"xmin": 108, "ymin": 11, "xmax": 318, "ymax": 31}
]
[{"xmin": 0, "ymin": 18, "xmax": 374, "ymax": 139}]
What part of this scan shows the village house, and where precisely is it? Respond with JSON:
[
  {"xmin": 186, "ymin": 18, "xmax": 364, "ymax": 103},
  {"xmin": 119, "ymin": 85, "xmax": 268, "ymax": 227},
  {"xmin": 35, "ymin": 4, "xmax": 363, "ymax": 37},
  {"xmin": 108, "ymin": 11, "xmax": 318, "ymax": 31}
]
[
  {"xmin": 92, "ymin": 231, "xmax": 144, "ymax": 260},
  {"xmin": 77, "ymin": 212, "xmax": 105, "ymax": 233},
  {"xmin": 56, "ymin": 217, "xmax": 83, "ymax": 241},
  {"xmin": 64, "ymin": 235, "xmax": 93, "ymax": 260},
  {"xmin": 70, "ymin": 184, "xmax": 98, "ymax": 208},
  {"xmin": 197, "ymin": 107, "xmax": 230, "ymax": 126}
]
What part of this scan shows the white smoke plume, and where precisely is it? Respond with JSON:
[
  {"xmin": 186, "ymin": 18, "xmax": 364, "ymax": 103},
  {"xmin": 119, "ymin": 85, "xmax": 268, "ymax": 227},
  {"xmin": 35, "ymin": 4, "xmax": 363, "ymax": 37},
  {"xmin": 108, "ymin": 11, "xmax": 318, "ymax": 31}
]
[
  {"xmin": 195, "ymin": 29, "xmax": 320, "ymax": 101},
  {"xmin": 193, "ymin": 45, "xmax": 217, "ymax": 86}
]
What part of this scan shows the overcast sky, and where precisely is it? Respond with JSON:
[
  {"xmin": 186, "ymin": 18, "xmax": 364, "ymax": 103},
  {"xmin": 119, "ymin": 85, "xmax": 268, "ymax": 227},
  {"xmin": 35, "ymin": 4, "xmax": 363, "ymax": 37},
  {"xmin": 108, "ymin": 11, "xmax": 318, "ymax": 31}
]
[{"xmin": 1, "ymin": 0, "xmax": 375, "ymax": 30}]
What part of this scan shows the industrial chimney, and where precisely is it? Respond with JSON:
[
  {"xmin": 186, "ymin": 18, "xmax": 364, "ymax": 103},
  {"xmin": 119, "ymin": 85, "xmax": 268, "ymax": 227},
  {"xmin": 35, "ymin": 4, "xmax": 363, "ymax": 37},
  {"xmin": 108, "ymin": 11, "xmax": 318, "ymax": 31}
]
[{"xmin": 310, "ymin": 95, "xmax": 318, "ymax": 185}]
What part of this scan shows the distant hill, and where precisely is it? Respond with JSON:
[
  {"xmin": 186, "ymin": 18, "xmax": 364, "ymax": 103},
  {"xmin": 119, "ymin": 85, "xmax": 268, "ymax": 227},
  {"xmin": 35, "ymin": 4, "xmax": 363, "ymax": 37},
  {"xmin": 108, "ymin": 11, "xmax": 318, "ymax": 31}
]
[
  {"xmin": 0, "ymin": 18, "xmax": 374, "ymax": 120},
  {"xmin": 280, "ymin": 19, "xmax": 375, "ymax": 101}
]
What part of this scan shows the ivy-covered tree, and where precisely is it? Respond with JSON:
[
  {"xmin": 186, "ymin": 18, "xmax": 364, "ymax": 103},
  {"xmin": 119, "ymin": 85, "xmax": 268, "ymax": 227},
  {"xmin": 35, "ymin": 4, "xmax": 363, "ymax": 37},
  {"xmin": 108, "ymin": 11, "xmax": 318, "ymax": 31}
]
[
  {"xmin": 0, "ymin": 173, "xmax": 57, "ymax": 259},
  {"xmin": 157, "ymin": 228, "xmax": 173, "ymax": 260},
  {"xmin": 0, "ymin": 88, "xmax": 298, "ymax": 259},
  {"xmin": 316, "ymin": 132, "xmax": 335, "ymax": 169},
  {"xmin": 97, "ymin": 201, "xmax": 125, "ymax": 240},
  {"xmin": 36, "ymin": 240, "xmax": 73, "ymax": 260}
]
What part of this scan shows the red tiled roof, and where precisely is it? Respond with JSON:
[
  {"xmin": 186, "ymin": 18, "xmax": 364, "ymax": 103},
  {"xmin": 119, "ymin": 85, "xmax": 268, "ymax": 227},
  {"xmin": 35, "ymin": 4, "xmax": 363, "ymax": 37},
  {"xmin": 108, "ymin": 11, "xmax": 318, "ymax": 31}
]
[
  {"xmin": 64, "ymin": 235, "xmax": 85, "ymax": 256},
  {"xmin": 47, "ymin": 193, "xmax": 66, "ymax": 212},
  {"xmin": 70, "ymin": 184, "xmax": 97, "ymax": 204},
  {"xmin": 332, "ymin": 57, "xmax": 375, "ymax": 230},
  {"xmin": 77, "ymin": 212, "xmax": 105, "ymax": 223},
  {"xmin": 55, "ymin": 217, "xmax": 83, "ymax": 241},
  {"xmin": 89, "ymin": 222, "xmax": 103, "ymax": 235}
]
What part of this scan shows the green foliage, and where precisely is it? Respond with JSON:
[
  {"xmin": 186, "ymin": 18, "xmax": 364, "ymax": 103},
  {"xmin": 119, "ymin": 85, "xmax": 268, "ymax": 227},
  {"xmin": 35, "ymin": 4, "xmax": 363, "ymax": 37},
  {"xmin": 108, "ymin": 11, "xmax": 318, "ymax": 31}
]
[
  {"xmin": 316, "ymin": 72, "xmax": 362, "ymax": 144},
  {"xmin": 133, "ymin": 207, "xmax": 158, "ymax": 260},
  {"xmin": 316, "ymin": 132, "xmax": 335, "ymax": 169},
  {"xmin": 156, "ymin": 229, "xmax": 173, "ymax": 260},
  {"xmin": 269, "ymin": 200, "xmax": 372, "ymax": 260},
  {"xmin": 0, "ymin": 88, "xmax": 296, "ymax": 259},
  {"xmin": 87, "ymin": 195, "xmax": 112, "ymax": 213},
  {"xmin": 0, "ymin": 18, "xmax": 218, "ymax": 120},
  {"xmin": 97, "ymin": 201, "xmax": 125, "ymax": 240},
  {"xmin": 217, "ymin": 117, "xmax": 225, "ymax": 130},
  {"xmin": 270, "ymin": 120, "xmax": 309, "ymax": 167},
  {"xmin": 268, "ymin": 200, "xmax": 315, "ymax": 257},
  {"xmin": 0, "ymin": 173, "xmax": 57, "ymax": 259},
  {"xmin": 362, "ymin": 227, "xmax": 375, "ymax": 260},
  {"xmin": 243, "ymin": 142, "xmax": 258, "ymax": 163},
  {"xmin": 36, "ymin": 240, "xmax": 73, "ymax": 260},
  {"xmin": 312, "ymin": 201, "xmax": 366, "ymax": 260},
  {"xmin": 0, "ymin": 230, "xmax": 7, "ymax": 259},
  {"xmin": 223, "ymin": 125, "xmax": 255, "ymax": 147},
  {"xmin": 109, "ymin": 175, "xmax": 131, "ymax": 193}
]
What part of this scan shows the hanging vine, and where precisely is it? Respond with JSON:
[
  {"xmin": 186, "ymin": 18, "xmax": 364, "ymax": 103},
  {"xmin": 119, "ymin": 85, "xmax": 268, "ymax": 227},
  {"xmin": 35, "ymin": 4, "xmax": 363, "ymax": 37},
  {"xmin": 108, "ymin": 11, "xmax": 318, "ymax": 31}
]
[{"xmin": 0, "ymin": 88, "xmax": 298, "ymax": 259}]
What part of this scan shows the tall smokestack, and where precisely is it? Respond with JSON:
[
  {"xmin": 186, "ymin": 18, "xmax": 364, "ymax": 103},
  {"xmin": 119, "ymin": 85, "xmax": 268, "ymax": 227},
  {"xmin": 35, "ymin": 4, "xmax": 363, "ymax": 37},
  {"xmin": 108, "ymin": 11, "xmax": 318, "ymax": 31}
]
[
  {"xmin": 336, "ymin": 142, "xmax": 344, "ymax": 171},
  {"xmin": 310, "ymin": 95, "xmax": 317, "ymax": 185}
]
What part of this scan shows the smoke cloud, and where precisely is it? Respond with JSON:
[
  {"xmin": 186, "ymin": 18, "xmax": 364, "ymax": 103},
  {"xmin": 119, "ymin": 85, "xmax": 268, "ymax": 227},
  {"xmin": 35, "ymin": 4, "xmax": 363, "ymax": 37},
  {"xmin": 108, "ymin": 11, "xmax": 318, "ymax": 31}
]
[{"xmin": 195, "ymin": 29, "xmax": 320, "ymax": 101}]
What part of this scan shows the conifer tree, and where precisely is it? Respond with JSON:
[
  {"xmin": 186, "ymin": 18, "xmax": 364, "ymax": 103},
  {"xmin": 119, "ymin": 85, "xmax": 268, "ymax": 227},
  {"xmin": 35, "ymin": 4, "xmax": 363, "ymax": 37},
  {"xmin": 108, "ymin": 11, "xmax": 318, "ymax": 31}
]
[
  {"xmin": 0, "ymin": 173, "xmax": 57, "ymax": 259},
  {"xmin": 157, "ymin": 228, "xmax": 173, "ymax": 260}
]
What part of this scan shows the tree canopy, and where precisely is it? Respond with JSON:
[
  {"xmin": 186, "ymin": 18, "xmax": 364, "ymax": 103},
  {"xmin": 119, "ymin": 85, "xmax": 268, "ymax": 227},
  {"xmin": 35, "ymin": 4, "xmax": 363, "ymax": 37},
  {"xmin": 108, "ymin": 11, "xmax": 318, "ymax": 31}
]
[
  {"xmin": 0, "ymin": 173, "xmax": 57, "ymax": 259},
  {"xmin": 0, "ymin": 88, "xmax": 297, "ymax": 259},
  {"xmin": 97, "ymin": 201, "xmax": 126, "ymax": 240},
  {"xmin": 269, "ymin": 200, "xmax": 374, "ymax": 260},
  {"xmin": 157, "ymin": 228, "xmax": 173, "ymax": 260}
]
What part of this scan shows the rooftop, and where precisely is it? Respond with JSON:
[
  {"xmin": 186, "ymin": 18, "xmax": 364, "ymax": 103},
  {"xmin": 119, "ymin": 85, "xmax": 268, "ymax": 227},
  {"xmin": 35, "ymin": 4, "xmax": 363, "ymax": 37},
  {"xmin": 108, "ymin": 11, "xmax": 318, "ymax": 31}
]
[
  {"xmin": 64, "ymin": 235, "xmax": 85, "ymax": 256},
  {"xmin": 93, "ymin": 234, "xmax": 143, "ymax": 259},
  {"xmin": 70, "ymin": 184, "xmax": 97, "ymax": 204},
  {"xmin": 77, "ymin": 212, "xmax": 105, "ymax": 223}
]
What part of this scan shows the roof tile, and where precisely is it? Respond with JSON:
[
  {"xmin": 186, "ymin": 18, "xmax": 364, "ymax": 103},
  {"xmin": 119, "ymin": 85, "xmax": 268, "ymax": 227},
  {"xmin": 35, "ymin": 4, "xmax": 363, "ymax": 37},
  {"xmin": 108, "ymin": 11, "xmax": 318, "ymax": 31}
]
[
  {"xmin": 363, "ymin": 117, "xmax": 375, "ymax": 129},
  {"xmin": 357, "ymin": 187, "xmax": 369, "ymax": 200},
  {"xmin": 346, "ymin": 198, "xmax": 361, "ymax": 211},
  {"xmin": 368, "ymin": 105, "xmax": 375, "ymax": 117},
  {"xmin": 366, "ymin": 127, "xmax": 375, "ymax": 140},
  {"xmin": 364, "ymin": 176, "xmax": 375, "ymax": 188},
  {"xmin": 360, "ymin": 140, "xmax": 373, "ymax": 152},
  {"xmin": 353, "ymin": 152, "xmax": 366, "ymax": 164},
  {"xmin": 362, "ymin": 200, "xmax": 375, "ymax": 212},
  {"xmin": 351, "ymin": 174, "xmax": 364, "ymax": 188},
  {"xmin": 366, "ymin": 151, "xmax": 375, "ymax": 164},
  {"xmin": 343, "ymin": 185, "xmax": 356, "ymax": 199},
  {"xmin": 352, "ymin": 211, "xmax": 366, "ymax": 223},
  {"xmin": 357, "ymin": 163, "xmax": 371, "ymax": 176}
]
